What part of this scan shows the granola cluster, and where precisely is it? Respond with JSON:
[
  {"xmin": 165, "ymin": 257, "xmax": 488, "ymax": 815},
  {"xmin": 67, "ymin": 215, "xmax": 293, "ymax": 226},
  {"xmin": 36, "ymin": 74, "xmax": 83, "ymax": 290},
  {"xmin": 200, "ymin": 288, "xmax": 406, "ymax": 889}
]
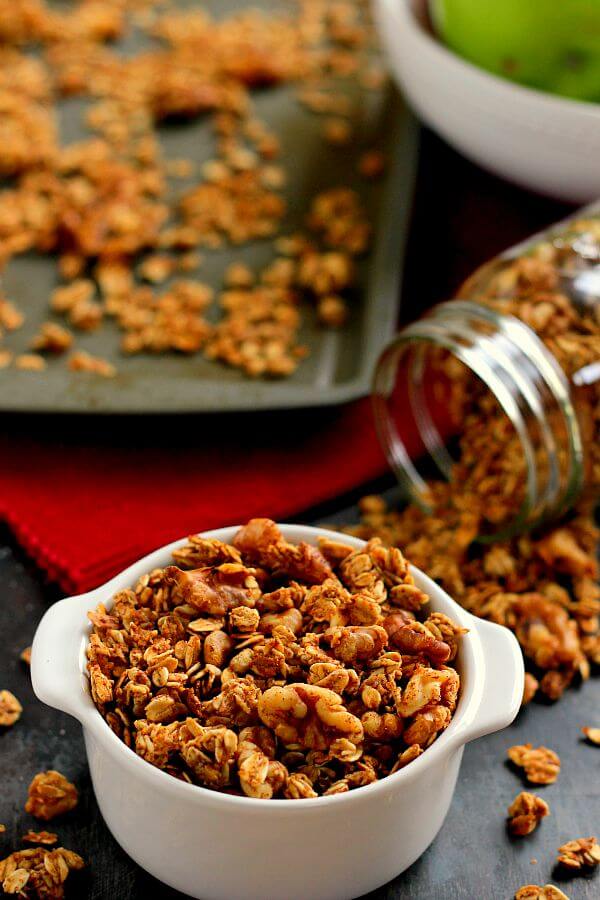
[
  {"xmin": 0, "ymin": 0, "xmax": 387, "ymax": 380},
  {"xmin": 507, "ymin": 791, "xmax": 550, "ymax": 836},
  {"xmin": 24, "ymin": 772, "xmax": 79, "ymax": 822},
  {"xmin": 515, "ymin": 887, "xmax": 569, "ymax": 900},
  {"xmin": 0, "ymin": 690, "xmax": 22, "ymax": 727},
  {"xmin": 86, "ymin": 519, "xmax": 465, "ymax": 798},
  {"xmin": 507, "ymin": 744, "xmax": 561, "ymax": 786},
  {"xmin": 0, "ymin": 847, "xmax": 83, "ymax": 899},
  {"xmin": 556, "ymin": 836, "xmax": 600, "ymax": 871}
]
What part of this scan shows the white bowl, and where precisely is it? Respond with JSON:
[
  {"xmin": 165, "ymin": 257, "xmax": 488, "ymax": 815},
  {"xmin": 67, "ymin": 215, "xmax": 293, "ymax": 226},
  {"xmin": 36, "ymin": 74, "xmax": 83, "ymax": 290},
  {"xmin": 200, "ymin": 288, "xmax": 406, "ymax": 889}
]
[
  {"xmin": 374, "ymin": 0, "xmax": 600, "ymax": 202},
  {"xmin": 31, "ymin": 524, "xmax": 523, "ymax": 900}
]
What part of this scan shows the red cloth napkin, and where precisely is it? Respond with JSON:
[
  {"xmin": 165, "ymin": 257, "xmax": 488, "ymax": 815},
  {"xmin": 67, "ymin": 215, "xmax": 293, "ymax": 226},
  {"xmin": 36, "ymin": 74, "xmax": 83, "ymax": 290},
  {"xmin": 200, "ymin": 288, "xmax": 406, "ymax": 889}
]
[{"xmin": 0, "ymin": 398, "xmax": 427, "ymax": 595}]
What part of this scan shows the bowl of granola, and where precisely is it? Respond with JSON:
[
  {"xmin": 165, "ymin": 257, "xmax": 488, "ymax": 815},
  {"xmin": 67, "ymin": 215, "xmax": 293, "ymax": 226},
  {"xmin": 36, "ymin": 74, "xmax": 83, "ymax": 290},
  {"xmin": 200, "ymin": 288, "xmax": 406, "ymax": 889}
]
[{"xmin": 30, "ymin": 520, "xmax": 523, "ymax": 900}]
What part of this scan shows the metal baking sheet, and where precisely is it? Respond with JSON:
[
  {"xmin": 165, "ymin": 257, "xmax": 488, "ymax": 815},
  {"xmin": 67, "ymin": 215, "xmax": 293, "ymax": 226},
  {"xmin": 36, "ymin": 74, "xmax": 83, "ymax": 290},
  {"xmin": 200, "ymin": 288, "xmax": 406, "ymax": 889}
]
[{"xmin": 0, "ymin": 1, "xmax": 417, "ymax": 414}]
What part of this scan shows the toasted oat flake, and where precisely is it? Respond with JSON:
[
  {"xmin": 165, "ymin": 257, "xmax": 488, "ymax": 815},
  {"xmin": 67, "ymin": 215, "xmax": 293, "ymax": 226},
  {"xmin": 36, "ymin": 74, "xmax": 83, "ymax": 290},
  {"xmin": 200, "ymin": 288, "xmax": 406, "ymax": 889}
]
[
  {"xmin": 0, "ymin": 690, "xmax": 22, "ymax": 727},
  {"xmin": 31, "ymin": 323, "xmax": 73, "ymax": 354},
  {"xmin": 68, "ymin": 351, "xmax": 116, "ymax": 378},
  {"xmin": 22, "ymin": 831, "xmax": 58, "ymax": 846},
  {"xmin": 582, "ymin": 726, "xmax": 600, "ymax": 745},
  {"xmin": 15, "ymin": 353, "xmax": 46, "ymax": 371}
]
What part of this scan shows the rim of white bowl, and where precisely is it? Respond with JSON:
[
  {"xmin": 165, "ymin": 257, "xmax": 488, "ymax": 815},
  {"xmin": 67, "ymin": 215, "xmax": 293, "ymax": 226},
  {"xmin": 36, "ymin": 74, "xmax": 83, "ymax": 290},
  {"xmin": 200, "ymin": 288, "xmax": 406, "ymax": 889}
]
[
  {"xmin": 76, "ymin": 524, "xmax": 486, "ymax": 812},
  {"xmin": 390, "ymin": 0, "xmax": 600, "ymax": 118}
]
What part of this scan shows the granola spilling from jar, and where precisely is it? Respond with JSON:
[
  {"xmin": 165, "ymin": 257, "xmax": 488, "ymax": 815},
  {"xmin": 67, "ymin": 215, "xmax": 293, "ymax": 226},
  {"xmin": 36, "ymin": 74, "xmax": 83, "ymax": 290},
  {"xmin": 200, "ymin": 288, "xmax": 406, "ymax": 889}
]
[
  {"xmin": 348, "ymin": 217, "xmax": 600, "ymax": 705},
  {"xmin": 85, "ymin": 519, "xmax": 465, "ymax": 798},
  {"xmin": 0, "ymin": 0, "xmax": 387, "ymax": 380}
]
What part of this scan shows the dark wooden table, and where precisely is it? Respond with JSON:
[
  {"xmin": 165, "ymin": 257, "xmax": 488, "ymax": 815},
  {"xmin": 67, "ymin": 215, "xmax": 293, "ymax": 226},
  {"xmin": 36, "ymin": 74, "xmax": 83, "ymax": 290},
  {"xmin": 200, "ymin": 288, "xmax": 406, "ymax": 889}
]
[{"xmin": 1, "ymin": 131, "xmax": 598, "ymax": 900}]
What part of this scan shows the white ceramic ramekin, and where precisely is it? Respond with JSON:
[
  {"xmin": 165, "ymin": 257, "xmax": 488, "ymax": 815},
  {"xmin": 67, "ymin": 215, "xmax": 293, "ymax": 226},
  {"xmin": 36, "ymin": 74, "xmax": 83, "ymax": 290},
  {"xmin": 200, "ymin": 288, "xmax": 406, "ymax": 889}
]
[
  {"xmin": 374, "ymin": 0, "xmax": 600, "ymax": 202},
  {"xmin": 31, "ymin": 524, "xmax": 523, "ymax": 900}
]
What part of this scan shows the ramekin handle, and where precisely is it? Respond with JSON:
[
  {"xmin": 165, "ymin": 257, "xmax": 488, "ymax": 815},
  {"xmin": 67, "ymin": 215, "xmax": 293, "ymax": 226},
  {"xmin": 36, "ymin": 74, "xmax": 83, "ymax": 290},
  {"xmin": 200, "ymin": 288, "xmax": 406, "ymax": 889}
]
[
  {"xmin": 461, "ymin": 617, "xmax": 524, "ymax": 743},
  {"xmin": 31, "ymin": 594, "xmax": 96, "ymax": 724}
]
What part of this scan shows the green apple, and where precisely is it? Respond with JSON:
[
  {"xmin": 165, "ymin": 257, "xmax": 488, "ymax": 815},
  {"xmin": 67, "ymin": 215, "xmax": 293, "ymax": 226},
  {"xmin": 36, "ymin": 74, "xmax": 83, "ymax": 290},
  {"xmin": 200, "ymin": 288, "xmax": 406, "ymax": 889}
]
[{"xmin": 429, "ymin": 0, "xmax": 600, "ymax": 102}]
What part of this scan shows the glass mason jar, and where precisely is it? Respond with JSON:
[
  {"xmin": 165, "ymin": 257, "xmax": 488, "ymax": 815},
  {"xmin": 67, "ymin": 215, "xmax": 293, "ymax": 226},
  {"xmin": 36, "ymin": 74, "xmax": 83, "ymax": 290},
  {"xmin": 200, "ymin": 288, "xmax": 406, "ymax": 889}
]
[{"xmin": 373, "ymin": 202, "xmax": 600, "ymax": 541}]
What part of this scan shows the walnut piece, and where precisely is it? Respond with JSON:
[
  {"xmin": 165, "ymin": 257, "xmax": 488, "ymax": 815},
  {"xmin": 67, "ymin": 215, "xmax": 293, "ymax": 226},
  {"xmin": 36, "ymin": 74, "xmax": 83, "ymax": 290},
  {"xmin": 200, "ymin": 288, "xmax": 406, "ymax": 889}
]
[{"xmin": 258, "ymin": 683, "xmax": 363, "ymax": 754}]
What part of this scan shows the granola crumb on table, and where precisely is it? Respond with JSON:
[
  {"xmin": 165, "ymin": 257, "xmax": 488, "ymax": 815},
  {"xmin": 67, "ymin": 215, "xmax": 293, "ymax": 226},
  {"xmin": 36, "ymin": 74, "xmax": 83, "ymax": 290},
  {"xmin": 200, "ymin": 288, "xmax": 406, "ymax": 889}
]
[
  {"xmin": 507, "ymin": 791, "xmax": 550, "ymax": 836},
  {"xmin": 515, "ymin": 887, "xmax": 570, "ymax": 900},
  {"xmin": 24, "ymin": 772, "xmax": 78, "ymax": 822},
  {"xmin": 86, "ymin": 518, "xmax": 465, "ymax": 798},
  {"xmin": 0, "ymin": 846, "xmax": 84, "ymax": 899},
  {"xmin": 556, "ymin": 836, "xmax": 600, "ymax": 871},
  {"xmin": 0, "ymin": 690, "xmax": 23, "ymax": 727},
  {"xmin": 507, "ymin": 744, "xmax": 561, "ymax": 785}
]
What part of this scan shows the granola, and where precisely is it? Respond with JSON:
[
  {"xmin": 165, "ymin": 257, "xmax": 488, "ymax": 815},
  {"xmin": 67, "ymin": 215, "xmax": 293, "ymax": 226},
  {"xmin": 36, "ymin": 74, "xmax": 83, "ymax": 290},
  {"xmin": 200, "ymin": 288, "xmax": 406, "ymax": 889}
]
[
  {"xmin": 0, "ymin": 691, "xmax": 22, "ymax": 727},
  {"xmin": 24, "ymin": 772, "xmax": 78, "ymax": 821},
  {"xmin": 557, "ymin": 836, "xmax": 600, "ymax": 871},
  {"xmin": 0, "ymin": 0, "xmax": 387, "ymax": 381},
  {"xmin": 507, "ymin": 792, "xmax": 550, "ymax": 836},
  {"xmin": 507, "ymin": 744, "xmax": 561, "ymax": 785},
  {"xmin": 515, "ymin": 887, "xmax": 569, "ymax": 900},
  {"xmin": 345, "ymin": 223, "xmax": 600, "ymax": 704},
  {"xmin": 0, "ymin": 846, "xmax": 84, "ymax": 899},
  {"xmin": 345, "ymin": 491, "xmax": 599, "ymax": 706},
  {"xmin": 86, "ymin": 519, "xmax": 464, "ymax": 798},
  {"xmin": 582, "ymin": 726, "xmax": 600, "ymax": 745},
  {"xmin": 21, "ymin": 832, "xmax": 58, "ymax": 846}
]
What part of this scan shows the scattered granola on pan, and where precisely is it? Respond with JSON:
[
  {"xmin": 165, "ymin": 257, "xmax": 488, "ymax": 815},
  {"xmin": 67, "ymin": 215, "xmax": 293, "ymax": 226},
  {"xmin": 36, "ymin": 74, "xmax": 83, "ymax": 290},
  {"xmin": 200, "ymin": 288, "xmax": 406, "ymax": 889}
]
[
  {"xmin": 24, "ymin": 772, "xmax": 78, "ymax": 822},
  {"xmin": 0, "ymin": 846, "xmax": 84, "ymax": 899},
  {"xmin": 0, "ymin": 691, "xmax": 22, "ymax": 727},
  {"xmin": 507, "ymin": 791, "xmax": 550, "ymax": 836},
  {"xmin": 86, "ymin": 519, "xmax": 465, "ymax": 798},
  {"xmin": 507, "ymin": 744, "xmax": 561, "ymax": 785},
  {"xmin": 556, "ymin": 836, "xmax": 600, "ymax": 871},
  {"xmin": 0, "ymin": 0, "xmax": 387, "ymax": 380},
  {"xmin": 515, "ymin": 887, "xmax": 570, "ymax": 900}
]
